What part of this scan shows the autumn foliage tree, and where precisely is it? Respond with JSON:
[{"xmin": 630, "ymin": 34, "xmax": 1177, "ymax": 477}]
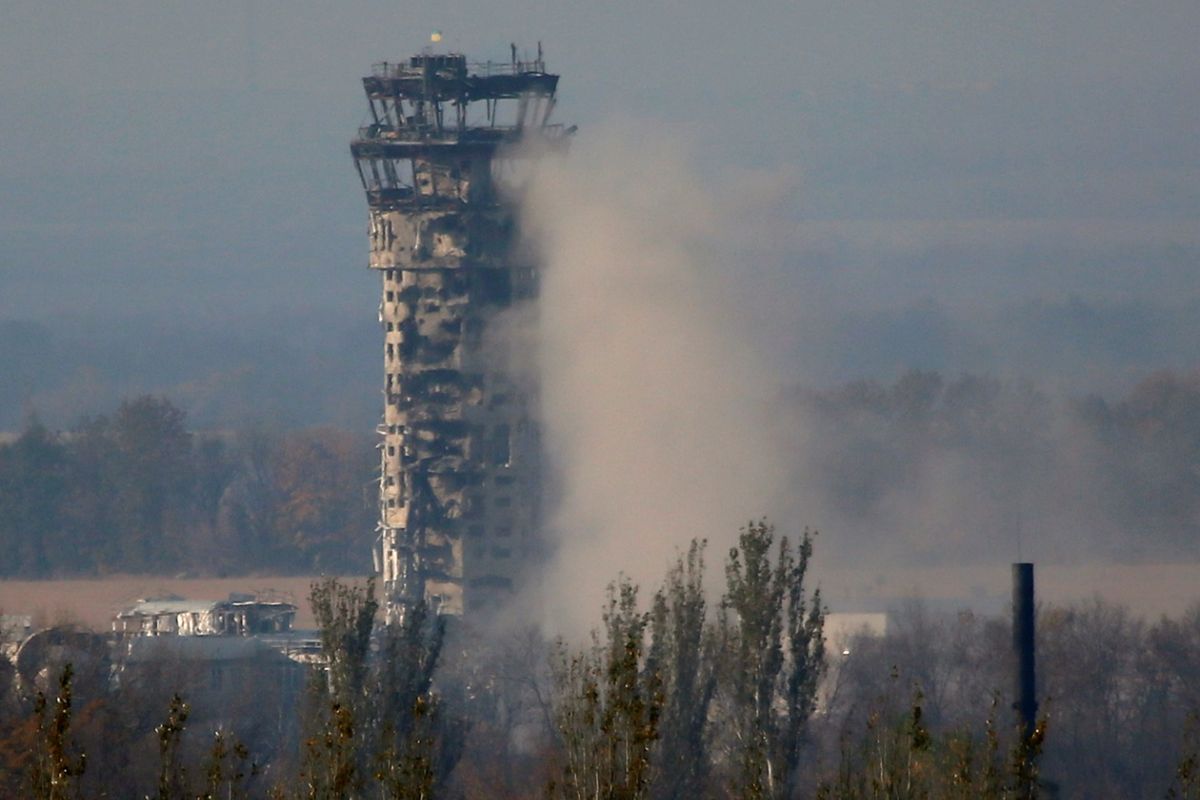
[{"xmin": 0, "ymin": 396, "xmax": 374, "ymax": 577}]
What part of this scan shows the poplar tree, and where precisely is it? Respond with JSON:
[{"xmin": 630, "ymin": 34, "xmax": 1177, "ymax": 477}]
[
  {"xmin": 718, "ymin": 520, "xmax": 825, "ymax": 800},
  {"xmin": 647, "ymin": 540, "xmax": 716, "ymax": 800},
  {"xmin": 549, "ymin": 579, "xmax": 663, "ymax": 800},
  {"xmin": 302, "ymin": 578, "xmax": 378, "ymax": 799}
]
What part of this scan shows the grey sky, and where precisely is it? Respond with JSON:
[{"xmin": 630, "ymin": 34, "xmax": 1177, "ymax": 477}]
[{"xmin": 1, "ymin": 1, "xmax": 1198, "ymax": 424}]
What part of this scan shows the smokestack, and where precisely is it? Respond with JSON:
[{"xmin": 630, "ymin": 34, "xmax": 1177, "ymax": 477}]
[{"xmin": 1012, "ymin": 562, "xmax": 1037, "ymax": 740}]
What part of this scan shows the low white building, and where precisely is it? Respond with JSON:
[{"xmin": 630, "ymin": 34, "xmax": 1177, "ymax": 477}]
[{"xmin": 113, "ymin": 594, "xmax": 297, "ymax": 637}]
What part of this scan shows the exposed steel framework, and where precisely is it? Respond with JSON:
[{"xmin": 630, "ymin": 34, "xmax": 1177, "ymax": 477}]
[{"xmin": 351, "ymin": 47, "xmax": 571, "ymax": 618}]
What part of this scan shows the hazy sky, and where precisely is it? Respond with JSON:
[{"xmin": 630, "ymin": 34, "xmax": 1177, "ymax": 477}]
[
  {"xmin": 1, "ymin": 1, "xmax": 1198, "ymax": 421},
  {"xmin": 2, "ymin": 3, "xmax": 1199, "ymax": 620}
]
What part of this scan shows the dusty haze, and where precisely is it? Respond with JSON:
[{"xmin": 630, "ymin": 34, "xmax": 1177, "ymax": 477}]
[
  {"xmin": 522, "ymin": 129, "xmax": 798, "ymax": 631},
  {"xmin": 2, "ymin": 4, "xmax": 1198, "ymax": 631}
]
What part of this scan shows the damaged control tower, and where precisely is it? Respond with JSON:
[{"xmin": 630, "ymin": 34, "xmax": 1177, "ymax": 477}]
[{"xmin": 351, "ymin": 46, "xmax": 570, "ymax": 618}]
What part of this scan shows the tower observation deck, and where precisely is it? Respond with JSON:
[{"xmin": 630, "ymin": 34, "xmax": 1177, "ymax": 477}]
[{"xmin": 351, "ymin": 48, "xmax": 571, "ymax": 618}]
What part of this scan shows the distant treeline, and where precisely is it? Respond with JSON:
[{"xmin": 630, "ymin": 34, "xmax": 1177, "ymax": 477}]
[
  {"xmin": 787, "ymin": 368, "xmax": 1200, "ymax": 564},
  {"xmin": 3, "ymin": 368, "xmax": 1200, "ymax": 577},
  {"xmin": 0, "ymin": 396, "xmax": 374, "ymax": 577}
]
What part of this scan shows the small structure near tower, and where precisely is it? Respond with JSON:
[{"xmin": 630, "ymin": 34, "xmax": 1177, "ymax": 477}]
[
  {"xmin": 350, "ymin": 46, "xmax": 571, "ymax": 619},
  {"xmin": 113, "ymin": 593, "xmax": 297, "ymax": 637}
]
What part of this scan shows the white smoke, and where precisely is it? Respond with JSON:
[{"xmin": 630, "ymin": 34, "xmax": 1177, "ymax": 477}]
[{"xmin": 520, "ymin": 123, "xmax": 799, "ymax": 635}]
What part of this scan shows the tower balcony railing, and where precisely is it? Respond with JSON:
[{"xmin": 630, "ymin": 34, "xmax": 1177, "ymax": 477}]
[
  {"xmin": 371, "ymin": 58, "xmax": 548, "ymax": 81},
  {"xmin": 357, "ymin": 123, "xmax": 567, "ymax": 142}
]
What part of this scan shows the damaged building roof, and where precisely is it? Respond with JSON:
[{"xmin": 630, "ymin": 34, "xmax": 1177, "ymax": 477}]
[{"xmin": 114, "ymin": 593, "xmax": 297, "ymax": 637}]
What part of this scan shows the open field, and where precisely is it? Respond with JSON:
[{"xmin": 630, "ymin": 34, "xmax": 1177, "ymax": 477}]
[
  {"xmin": 1, "ymin": 562, "xmax": 1198, "ymax": 633},
  {"xmin": 0, "ymin": 574, "xmax": 358, "ymax": 631}
]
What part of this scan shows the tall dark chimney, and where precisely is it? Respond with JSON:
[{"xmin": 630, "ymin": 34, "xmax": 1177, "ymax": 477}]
[{"xmin": 1012, "ymin": 562, "xmax": 1037, "ymax": 740}]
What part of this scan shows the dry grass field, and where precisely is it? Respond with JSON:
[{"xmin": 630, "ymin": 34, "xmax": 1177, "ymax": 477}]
[{"xmin": 1, "ymin": 562, "xmax": 1197, "ymax": 634}]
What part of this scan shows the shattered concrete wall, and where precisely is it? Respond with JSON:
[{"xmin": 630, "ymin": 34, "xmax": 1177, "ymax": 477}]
[
  {"xmin": 353, "ymin": 52, "xmax": 568, "ymax": 618},
  {"xmin": 370, "ymin": 162, "xmax": 540, "ymax": 617}
]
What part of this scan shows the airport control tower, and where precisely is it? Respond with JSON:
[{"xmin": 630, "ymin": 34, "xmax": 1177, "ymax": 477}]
[{"xmin": 351, "ymin": 46, "xmax": 570, "ymax": 618}]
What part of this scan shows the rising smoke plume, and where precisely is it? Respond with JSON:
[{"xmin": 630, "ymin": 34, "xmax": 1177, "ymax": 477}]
[
  {"xmin": 513, "ymin": 122, "xmax": 1200, "ymax": 635},
  {"xmin": 520, "ymin": 124, "xmax": 799, "ymax": 634}
]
